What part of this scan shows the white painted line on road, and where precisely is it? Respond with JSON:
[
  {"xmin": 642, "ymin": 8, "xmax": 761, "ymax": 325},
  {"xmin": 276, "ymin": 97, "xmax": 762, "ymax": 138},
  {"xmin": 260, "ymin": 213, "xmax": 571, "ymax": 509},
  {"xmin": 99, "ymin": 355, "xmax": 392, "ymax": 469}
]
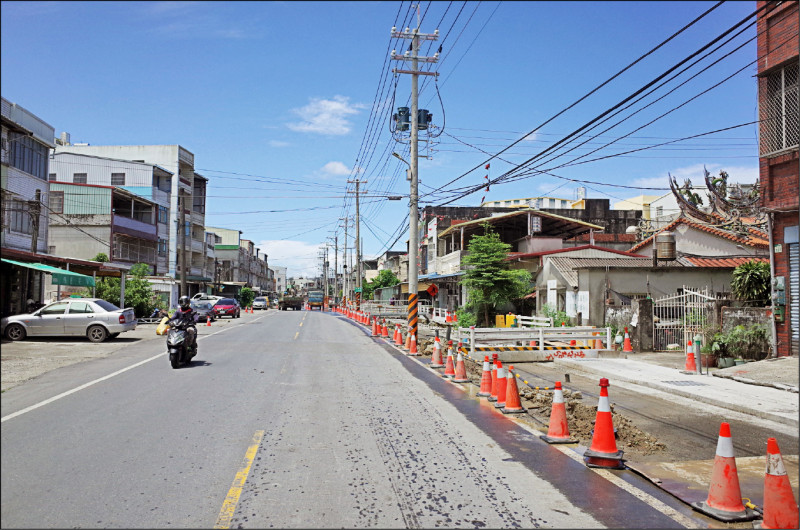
[{"xmin": 1, "ymin": 314, "xmax": 271, "ymax": 423}]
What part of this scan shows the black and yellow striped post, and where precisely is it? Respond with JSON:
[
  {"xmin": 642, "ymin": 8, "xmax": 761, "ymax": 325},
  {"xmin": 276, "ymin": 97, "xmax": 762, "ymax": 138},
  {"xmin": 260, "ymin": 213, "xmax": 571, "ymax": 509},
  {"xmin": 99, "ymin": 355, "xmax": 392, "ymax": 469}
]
[{"xmin": 407, "ymin": 293, "xmax": 418, "ymax": 341}]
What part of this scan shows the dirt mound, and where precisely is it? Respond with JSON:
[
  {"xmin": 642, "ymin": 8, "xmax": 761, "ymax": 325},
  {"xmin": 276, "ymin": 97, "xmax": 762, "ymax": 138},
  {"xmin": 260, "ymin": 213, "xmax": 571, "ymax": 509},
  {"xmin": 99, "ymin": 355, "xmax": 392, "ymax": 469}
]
[{"xmin": 460, "ymin": 356, "xmax": 666, "ymax": 457}]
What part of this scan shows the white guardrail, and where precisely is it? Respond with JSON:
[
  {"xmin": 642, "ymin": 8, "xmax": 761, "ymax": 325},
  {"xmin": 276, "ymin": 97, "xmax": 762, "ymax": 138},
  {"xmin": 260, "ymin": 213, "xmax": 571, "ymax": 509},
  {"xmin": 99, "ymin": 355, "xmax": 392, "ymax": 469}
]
[{"xmin": 455, "ymin": 325, "xmax": 613, "ymax": 351}]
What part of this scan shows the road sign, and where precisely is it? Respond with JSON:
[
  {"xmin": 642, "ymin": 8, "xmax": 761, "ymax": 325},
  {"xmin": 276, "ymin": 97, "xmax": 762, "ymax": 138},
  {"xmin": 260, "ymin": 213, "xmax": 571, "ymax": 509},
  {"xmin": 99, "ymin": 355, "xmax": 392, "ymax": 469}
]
[{"xmin": 354, "ymin": 287, "xmax": 362, "ymax": 293}]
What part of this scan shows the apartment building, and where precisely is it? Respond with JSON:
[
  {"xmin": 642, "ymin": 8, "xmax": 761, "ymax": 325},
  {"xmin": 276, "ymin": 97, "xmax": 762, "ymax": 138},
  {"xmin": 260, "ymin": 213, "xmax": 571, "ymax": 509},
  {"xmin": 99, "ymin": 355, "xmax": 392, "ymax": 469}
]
[
  {"xmin": 56, "ymin": 143, "xmax": 212, "ymax": 299},
  {"xmin": 1, "ymin": 97, "xmax": 56, "ymax": 315},
  {"xmin": 48, "ymin": 152, "xmax": 172, "ymax": 273}
]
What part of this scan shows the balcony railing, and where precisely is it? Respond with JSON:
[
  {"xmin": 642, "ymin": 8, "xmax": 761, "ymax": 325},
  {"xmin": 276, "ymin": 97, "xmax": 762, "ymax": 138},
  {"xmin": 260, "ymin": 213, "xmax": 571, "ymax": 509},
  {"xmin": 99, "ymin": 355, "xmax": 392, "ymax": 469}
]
[{"xmin": 438, "ymin": 250, "xmax": 462, "ymax": 275}]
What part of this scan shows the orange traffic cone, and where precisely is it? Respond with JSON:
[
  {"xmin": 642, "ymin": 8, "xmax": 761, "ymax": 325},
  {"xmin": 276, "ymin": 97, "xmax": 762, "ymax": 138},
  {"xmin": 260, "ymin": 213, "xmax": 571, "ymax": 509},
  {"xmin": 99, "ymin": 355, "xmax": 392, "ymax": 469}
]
[
  {"xmin": 408, "ymin": 333, "xmax": 419, "ymax": 355},
  {"xmin": 371, "ymin": 317, "xmax": 379, "ymax": 336},
  {"xmin": 493, "ymin": 361, "xmax": 508, "ymax": 408},
  {"xmin": 206, "ymin": 317, "xmax": 212, "ymax": 327},
  {"xmin": 692, "ymin": 422, "xmax": 757, "ymax": 522},
  {"xmin": 501, "ymin": 366, "xmax": 526, "ymax": 414},
  {"xmin": 381, "ymin": 320, "xmax": 389, "ymax": 338},
  {"xmin": 453, "ymin": 312, "xmax": 458, "ymax": 323},
  {"xmin": 443, "ymin": 341, "xmax": 456, "ymax": 378},
  {"xmin": 584, "ymin": 378, "xmax": 624, "ymax": 469},
  {"xmin": 445, "ymin": 310, "xmax": 452, "ymax": 323},
  {"xmin": 404, "ymin": 330, "xmax": 411, "ymax": 350},
  {"xmin": 488, "ymin": 356, "xmax": 500, "ymax": 402},
  {"xmin": 430, "ymin": 337, "xmax": 444, "ymax": 368},
  {"xmin": 476, "ymin": 356, "xmax": 492, "ymax": 397},
  {"xmin": 684, "ymin": 341, "xmax": 698, "ymax": 373},
  {"xmin": 529, "ymin": 339, "xmax": 537, "ymax": 348},
  {"xmin": 393, "ymin": 324, "xmax": 401, "ymax": 345},
  {"xmin": 453, "ymin": 345, "xmax": 469, "ymax": 382},
  {"xmin": 760, "ymin": 437, "xmax": 799, "ymax": 529},
  {"xmin": 622, "ymin": 327, "xmax": 633, "ymax": 353},
  {"xmin": 540, "ymin": 381, "xmax": 578, "ymax": 443},
  {"xmin": 593, "ymin": 334, "xmax": 604, "ymax": 349}
]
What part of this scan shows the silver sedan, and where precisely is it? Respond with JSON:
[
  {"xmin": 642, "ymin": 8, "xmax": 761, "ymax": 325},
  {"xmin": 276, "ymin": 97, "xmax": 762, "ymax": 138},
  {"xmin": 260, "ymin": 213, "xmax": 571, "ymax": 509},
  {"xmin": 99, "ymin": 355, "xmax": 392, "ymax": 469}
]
[{"xmin": 1, "ymin": 298, "xmax": 137, "ymax": 343}]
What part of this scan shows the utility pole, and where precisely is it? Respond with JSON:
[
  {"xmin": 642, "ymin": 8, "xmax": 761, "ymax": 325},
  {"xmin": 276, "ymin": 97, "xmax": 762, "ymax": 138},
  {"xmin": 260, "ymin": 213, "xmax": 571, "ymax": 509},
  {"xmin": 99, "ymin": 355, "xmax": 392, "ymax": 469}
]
[
  {"xmin": 391, "ymin": 15, "xmax": 438, "ymax": 342},
  {"xmin": 339, "ymin": 217, "xmax": 350, "ymax": 306},
  {"xmin": 179, "ymin": 192, "xmax": 187, "ymax": 296},
  {"xmin": 347, "ymin": 179, "xmax": 366, "ymax": 309},
  {"xmin": 29, "ymin": 189, "xmax": 41, "ymax": 254}
]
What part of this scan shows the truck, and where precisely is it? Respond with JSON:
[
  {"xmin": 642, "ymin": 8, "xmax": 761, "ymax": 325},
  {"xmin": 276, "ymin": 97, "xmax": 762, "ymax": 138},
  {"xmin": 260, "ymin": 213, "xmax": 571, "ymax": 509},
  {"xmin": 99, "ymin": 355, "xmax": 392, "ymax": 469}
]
[
  {"xmin": 307, "ymin": 290, "xmax": 324, "ymax": 310},
  {"xmin": 278, "ymin": 292, "xmax": 304, "ymax": 311}
]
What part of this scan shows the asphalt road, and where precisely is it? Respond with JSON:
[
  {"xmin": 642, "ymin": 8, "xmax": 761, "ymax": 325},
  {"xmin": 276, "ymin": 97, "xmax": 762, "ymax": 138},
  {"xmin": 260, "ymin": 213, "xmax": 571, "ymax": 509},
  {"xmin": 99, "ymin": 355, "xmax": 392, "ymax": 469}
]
[{"xmin": 1, "ymin": 310, "xmax": 722, "ymax": 528}]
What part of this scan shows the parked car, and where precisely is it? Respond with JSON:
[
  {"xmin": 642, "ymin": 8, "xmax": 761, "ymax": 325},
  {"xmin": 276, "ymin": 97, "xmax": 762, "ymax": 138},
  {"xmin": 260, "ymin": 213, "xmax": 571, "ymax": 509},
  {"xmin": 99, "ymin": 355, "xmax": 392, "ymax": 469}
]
[
  {"xmin": 252, "ymin": 296, "xmax": 268, "ymax": 310},
  {"xmin": 213, "ymin": 298, "xmax": 241, "ymax": 318},
  {"xmin": 190, "ymin": 300, "xmax": 217, "ymax": 322},
  {"xmin": 1, "ymin": 298, "xmax": 137, "ymax": 343}
]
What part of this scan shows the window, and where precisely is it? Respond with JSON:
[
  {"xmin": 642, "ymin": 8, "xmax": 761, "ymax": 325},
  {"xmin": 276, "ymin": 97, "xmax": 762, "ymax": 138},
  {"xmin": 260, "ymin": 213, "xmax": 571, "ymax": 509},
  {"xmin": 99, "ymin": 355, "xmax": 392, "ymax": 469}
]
[
  {"xmin": 73, "ymin": 173, "xmax": 87, "ymax": 184},
  {"xmin": 41, "ymin": 302, "xmax": 69, "ymax": 315},
  {"xmin": 7, "ymin": 132, "xmax": 49, "ymax": 180},
  {"xmin": 49, "ymin": 173, "xmax": 57, "ymax": 181},
  {"xmin": 760, "ymin": 61, "xmax": 799, "ymax": 156},
  {"xmin": 68, "ymin": 301, "xmax": 94, "ymax": 314},
  {"xmin": 158, "ymin": 205, "xmax": 168, "ymax": 224},
  {"xmin": 656, "ymin": 206, "xmax": 664, "ymax": 217},
  {"xmin": 111, "ymin": 172, "xmax": 126, "ymax": 186},
  {"xmin": 158, "ymin": 238, "xmax": 168, "ymax": 256},
  {"xmin": 49, "ymin": 191, "xmax": 64, "ymax": 214},
  {"xmin": 93, "ymin": 300, "xmax": 120, "ymax": 312},
  {"xmin": 9, "ymin": 199, "xmax": 32, "ymax": 234}
]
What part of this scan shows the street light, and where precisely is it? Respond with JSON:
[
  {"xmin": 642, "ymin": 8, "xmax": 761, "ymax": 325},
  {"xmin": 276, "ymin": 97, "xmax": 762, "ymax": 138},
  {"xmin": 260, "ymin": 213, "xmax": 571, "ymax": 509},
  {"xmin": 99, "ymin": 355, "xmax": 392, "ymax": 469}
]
[{"xmin": 392, "ymin": 152, "xmax": 412, "ymax": 181}]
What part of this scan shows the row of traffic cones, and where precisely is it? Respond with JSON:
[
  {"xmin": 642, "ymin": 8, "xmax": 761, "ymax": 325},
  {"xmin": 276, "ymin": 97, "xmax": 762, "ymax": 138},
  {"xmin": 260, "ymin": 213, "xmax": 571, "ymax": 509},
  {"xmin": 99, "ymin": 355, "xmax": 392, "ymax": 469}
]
[{"xmin": 468, "ymin": 352, "xmax": 526, "ymax": 414}]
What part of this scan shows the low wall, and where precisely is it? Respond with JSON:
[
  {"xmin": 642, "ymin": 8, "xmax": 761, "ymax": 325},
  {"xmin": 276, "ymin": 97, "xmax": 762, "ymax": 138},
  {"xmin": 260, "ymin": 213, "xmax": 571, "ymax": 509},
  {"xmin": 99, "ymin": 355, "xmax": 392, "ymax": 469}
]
[{"xmin": 721, "ymin": 306, "xmax": 771, "ymax": 332}]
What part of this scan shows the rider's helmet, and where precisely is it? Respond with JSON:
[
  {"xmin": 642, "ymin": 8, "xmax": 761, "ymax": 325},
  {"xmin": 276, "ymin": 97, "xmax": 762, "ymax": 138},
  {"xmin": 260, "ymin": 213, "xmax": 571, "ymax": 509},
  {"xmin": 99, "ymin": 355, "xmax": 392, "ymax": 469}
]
[{"xmin": 178, "ymin": 295, "xmax": 191, "ymax": 311}]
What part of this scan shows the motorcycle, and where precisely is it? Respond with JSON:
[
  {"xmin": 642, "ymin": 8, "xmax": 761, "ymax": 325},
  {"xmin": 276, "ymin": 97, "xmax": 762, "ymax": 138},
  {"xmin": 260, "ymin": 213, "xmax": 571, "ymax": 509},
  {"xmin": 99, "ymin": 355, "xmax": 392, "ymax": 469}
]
[{"xmin": 164, "ymin": 312, "xmax": 198, "ymax": 369}]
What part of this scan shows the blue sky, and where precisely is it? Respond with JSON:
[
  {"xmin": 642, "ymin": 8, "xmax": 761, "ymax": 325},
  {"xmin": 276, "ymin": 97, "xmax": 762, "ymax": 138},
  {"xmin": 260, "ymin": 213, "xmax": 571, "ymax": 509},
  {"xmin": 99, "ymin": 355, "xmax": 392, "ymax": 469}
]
[{"xmin": 1, "ymin": 1, "xmax": 763, "ymax": 277}]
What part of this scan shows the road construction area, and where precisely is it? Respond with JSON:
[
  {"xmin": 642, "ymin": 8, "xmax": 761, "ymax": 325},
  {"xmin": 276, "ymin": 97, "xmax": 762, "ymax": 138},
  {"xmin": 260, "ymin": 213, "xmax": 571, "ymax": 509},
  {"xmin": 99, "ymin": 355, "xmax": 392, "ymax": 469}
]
[{"xmin": 3, "ymin": 307, "xmax": 798, "ymax": 528}]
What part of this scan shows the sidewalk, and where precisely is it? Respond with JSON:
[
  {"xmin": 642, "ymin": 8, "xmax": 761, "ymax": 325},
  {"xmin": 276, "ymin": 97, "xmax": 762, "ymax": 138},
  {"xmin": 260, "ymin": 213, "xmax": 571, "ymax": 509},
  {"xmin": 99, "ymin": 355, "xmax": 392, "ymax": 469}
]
[{"xmin": 551, "ymin": 352, "xmax": 799, "ymax": 428}]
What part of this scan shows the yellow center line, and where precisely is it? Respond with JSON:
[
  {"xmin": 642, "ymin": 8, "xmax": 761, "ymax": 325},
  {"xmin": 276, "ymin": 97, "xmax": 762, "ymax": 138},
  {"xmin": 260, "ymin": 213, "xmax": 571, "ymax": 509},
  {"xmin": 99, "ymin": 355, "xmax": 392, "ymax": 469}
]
[
  {"xmin": 294, "ymin": 331, "xmax": 299, "ymax": 340},
  {"xmin": 214, "ymin": 430, "xmax": 265, "ymax": 529}
]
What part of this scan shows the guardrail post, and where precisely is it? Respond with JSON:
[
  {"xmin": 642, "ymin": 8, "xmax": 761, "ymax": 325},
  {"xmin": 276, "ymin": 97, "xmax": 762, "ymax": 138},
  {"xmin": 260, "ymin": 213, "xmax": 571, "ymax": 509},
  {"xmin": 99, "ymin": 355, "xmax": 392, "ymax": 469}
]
[
  {"xmin": 470, "ymin": 326, "xmax": 475, "ymax": 358},
  {"xmin": 538, "ymin": 328, "xmax": 544, "ymax": 350},
  {"xmin": 606, "ymin": 327, "xmax": 612, "ymax": 350}
]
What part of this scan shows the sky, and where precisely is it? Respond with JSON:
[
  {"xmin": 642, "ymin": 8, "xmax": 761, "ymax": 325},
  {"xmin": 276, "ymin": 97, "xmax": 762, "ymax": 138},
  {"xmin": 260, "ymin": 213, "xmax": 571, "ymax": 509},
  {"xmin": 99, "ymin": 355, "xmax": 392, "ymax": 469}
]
[{"xmin": 1, "ymin": 1, "xmax": 765, "ymax": 278}]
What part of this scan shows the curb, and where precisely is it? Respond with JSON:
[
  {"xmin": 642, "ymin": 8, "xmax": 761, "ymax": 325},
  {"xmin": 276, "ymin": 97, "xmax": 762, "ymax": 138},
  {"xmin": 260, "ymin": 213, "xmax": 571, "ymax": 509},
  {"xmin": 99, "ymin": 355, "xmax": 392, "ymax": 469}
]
[{"xmin": 553, "ymin": 359, "xmax": 799, "ymax": 429}]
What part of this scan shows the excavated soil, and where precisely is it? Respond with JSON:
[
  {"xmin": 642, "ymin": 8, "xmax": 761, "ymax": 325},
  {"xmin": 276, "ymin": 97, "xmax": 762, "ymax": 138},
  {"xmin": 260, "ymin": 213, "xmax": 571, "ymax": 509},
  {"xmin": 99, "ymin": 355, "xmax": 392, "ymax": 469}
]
[{"xmin": 422, "ymin": 339, "xmax": 666, "ymax": 459}]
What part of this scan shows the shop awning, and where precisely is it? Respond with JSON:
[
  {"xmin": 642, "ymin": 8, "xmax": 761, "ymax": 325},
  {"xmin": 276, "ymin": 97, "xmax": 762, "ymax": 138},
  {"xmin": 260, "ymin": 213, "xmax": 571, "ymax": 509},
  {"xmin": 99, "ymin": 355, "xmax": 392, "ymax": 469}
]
[{"xmin": 2, "ymin": 258, "xmax": 96, "ymax": 287}]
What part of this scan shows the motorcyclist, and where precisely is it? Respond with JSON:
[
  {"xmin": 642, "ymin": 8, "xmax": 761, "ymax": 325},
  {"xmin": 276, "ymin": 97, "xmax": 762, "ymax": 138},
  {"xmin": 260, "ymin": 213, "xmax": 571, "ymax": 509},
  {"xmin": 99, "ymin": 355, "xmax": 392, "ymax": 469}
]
[{"xmin": 169, "ymin": 295, "xmax": 198, "ymax": 352}]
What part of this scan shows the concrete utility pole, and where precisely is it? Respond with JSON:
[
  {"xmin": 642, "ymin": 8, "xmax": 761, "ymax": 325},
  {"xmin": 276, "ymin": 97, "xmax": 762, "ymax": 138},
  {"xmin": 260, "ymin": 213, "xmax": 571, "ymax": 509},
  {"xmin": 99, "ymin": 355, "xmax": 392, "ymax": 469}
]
[
  {"xmin": 29, "ymin": 189, "xmax": 41, "ymax": 254},
  {"xmin": 339, "ymin": 217, "xmax": 350, "ymax": 305},
  {"xmin": 347, "ymin": 180, "xmax": 366, "ymax": 309},
  {"xmin": 179, "ymin": 192, "xmax": 187, "ymax": 296},
  {"xmin": 391, "ymin": 18, "xmax": 438, "ymax": 342}
]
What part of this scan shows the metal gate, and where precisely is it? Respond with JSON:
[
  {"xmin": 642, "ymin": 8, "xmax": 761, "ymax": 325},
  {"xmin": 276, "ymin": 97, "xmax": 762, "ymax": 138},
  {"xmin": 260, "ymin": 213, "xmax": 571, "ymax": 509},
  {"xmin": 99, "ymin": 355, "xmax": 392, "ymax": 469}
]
[
  {"xmin": 653, "ymin": 287, "xmax": 714, "ymax": 351},
  {"xmin": 789, "ymin": 243, "xmax": 799, "ymax": 355}
]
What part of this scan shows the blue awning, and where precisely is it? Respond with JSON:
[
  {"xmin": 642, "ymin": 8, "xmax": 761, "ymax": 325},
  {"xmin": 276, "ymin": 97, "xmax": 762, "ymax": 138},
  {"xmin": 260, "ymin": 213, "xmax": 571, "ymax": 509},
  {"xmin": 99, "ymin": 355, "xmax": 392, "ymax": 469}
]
[{"xmin": 418, "ymin": 271, "xmax": 464, "ymax": 280}]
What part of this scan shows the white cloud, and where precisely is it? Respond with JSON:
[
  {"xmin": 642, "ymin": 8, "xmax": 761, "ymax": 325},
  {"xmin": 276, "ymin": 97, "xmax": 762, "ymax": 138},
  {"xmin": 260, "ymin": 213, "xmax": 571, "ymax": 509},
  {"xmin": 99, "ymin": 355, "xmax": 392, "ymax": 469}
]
[
  {"xmin": 636, "ymin": 163, "xmax": 760, "ymax": 189},
  {"xmin": 258, "ymin": 240, "xmax": 322, "ymax": 278},
  {"xmin": 269, "ymin": 140, "xmax": 291, "ymax": 148},
  {"xmin": 287, "ymin": 96, "xmax": 366, "ymax": 136},
  {"xmin": 320, "ymin": 161, "xmax": 351, "ymax": 176}
]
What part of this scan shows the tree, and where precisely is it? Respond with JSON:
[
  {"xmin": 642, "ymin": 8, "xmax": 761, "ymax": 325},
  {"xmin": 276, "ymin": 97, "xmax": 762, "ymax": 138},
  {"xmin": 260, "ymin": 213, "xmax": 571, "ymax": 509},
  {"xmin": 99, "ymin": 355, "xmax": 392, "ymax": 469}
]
[
  {"xmin": 459, "ymin": 224, "xmax": 531, "ymax": 327},
  {"xmin": 81, "ymin": 262, "xmax": 159, "ymax": 317},
  {"xmin": 238, "ymin": 286, "xmax": 255, "ymax": 309},
  {"xmin": 363, "ymin": 269, "xmax": 400, "ymax": 300},
  {"xmin": 731, "ymin": 260, "xmax": 771, "ymax": 306}
]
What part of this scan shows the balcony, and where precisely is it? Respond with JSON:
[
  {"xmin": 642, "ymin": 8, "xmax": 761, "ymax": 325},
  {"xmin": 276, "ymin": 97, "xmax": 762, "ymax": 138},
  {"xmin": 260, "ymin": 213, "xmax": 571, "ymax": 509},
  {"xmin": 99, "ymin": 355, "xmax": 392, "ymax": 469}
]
[
  {"xmin": 112, "ymin": 214, "xmax": 157, "ymax": 241},
  {"xmin": 191, "ymin": 238, "xmax": 205, "ymax": 253},
  {"xmin": 438, "ymin": 250, "xmax": 462, "ymax": 275}
]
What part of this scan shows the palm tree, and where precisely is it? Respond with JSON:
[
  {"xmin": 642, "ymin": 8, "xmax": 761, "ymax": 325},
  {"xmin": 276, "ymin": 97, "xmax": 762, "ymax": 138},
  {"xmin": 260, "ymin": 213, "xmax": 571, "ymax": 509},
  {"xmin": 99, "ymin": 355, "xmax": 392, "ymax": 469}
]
[{"xmin": 731, "ymin": 260, "xmax": 770, "ymax": 306}]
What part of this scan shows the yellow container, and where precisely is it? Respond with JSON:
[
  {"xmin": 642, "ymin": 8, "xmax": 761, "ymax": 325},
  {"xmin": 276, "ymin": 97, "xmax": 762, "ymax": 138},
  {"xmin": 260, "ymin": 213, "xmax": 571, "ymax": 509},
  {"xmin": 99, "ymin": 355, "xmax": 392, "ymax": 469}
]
[
  {"xmin": 156, "ymin": 317, "xmax": 170, "ymax": 335},
  {"xmin": 495, "ymin": 314, "xmax": 506, "ymax": 328}
]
